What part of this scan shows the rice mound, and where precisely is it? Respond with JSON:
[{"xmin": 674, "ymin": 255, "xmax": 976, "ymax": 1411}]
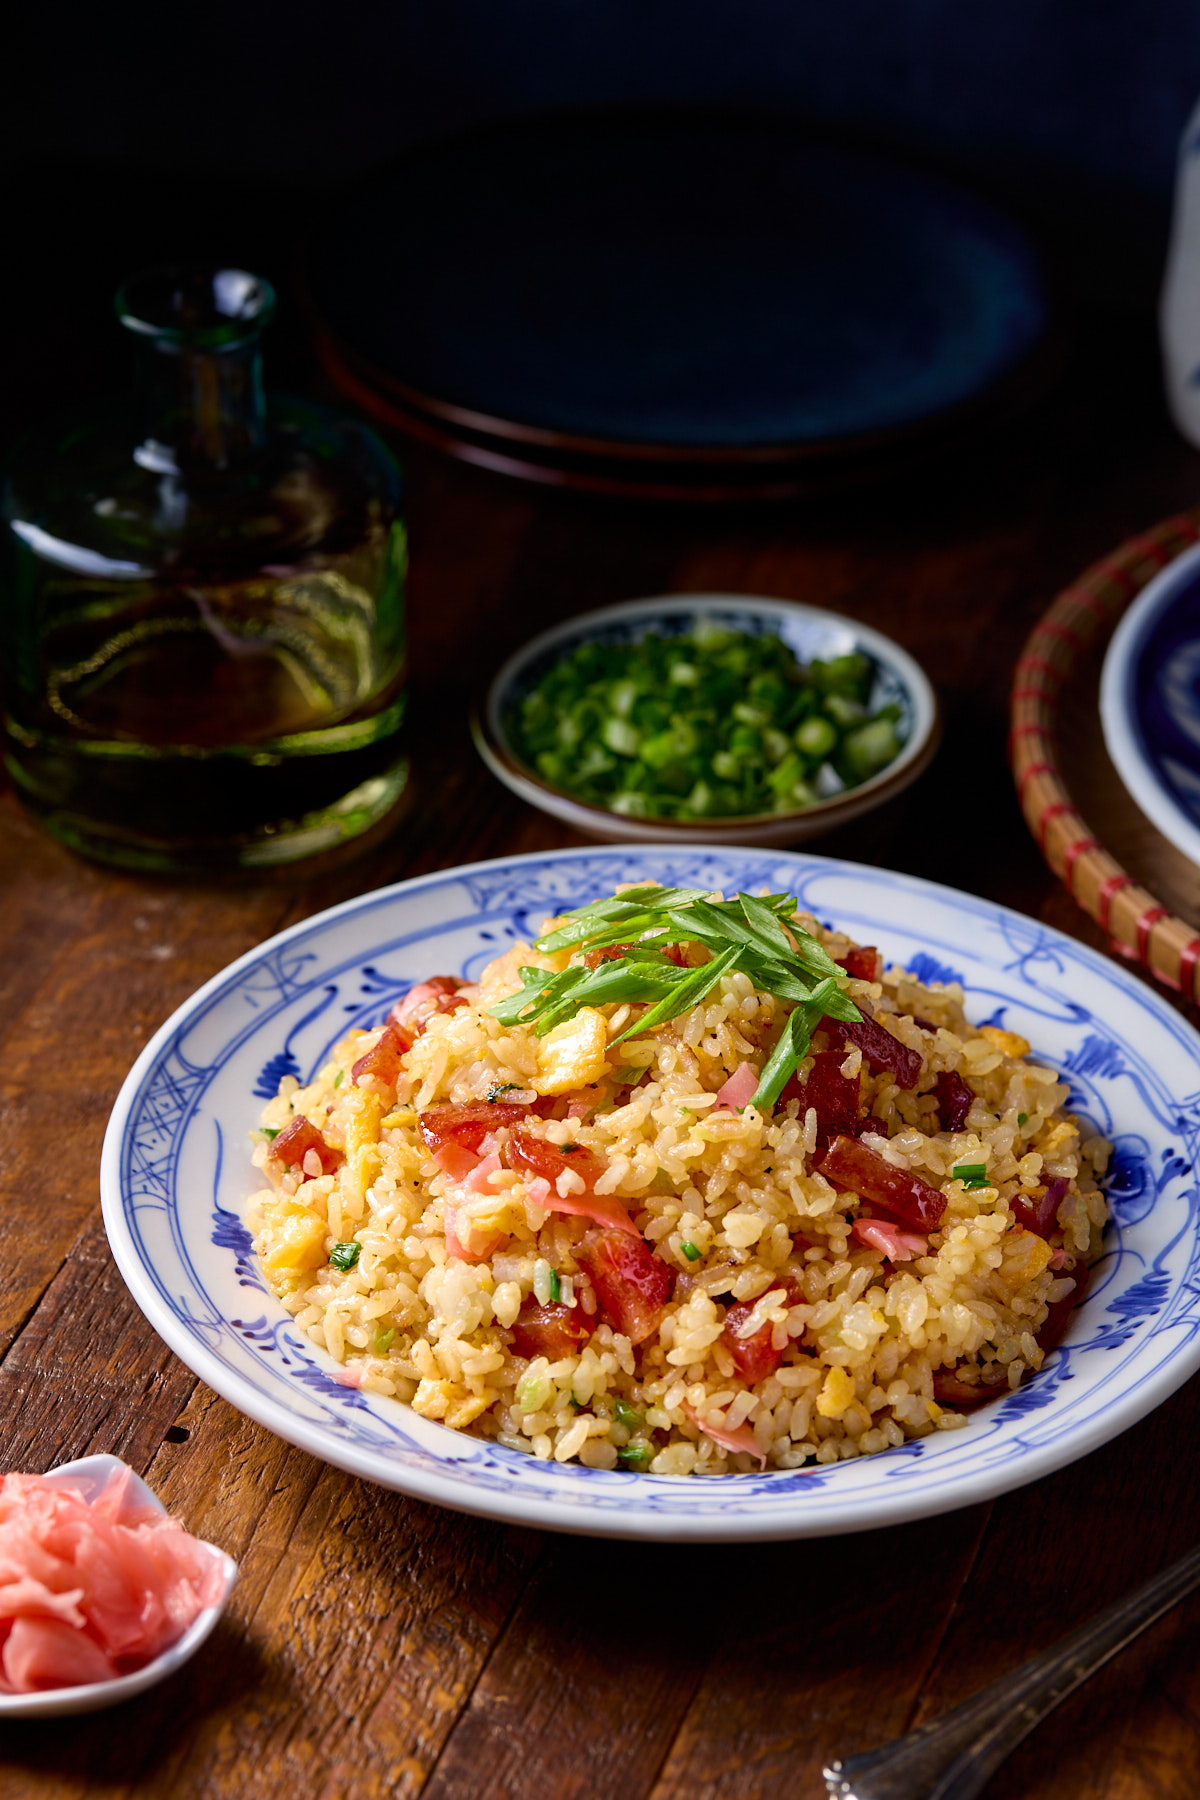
[{"xmin": 246, "ymin": 893, "xmax": 1109, "ymax": 1477}]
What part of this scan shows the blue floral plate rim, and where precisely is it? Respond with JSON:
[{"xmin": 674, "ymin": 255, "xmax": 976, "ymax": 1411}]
[
  {"xmin": 101, "ymin": 845, "xmax": 1200, "ymax": 1541},
  {"xmin": 1101, "ymin": 537, "xmax": 1200, "ymax": 866}
]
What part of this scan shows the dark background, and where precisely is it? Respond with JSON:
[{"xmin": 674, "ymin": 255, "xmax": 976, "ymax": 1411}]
[{"xmin": 5, "ymin": 0, "xmax": 1200, "ymax": 447}]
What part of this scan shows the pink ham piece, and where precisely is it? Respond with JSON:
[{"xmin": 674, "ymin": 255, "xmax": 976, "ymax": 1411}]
[
  {"xmin": 0, "ymin": 1469, "xmax": 225, "ymax": 1694},
  {"xmin": 714, "ymin": 1061, "xmax": 759, "ymax": 1112},
  {"xmin": 332, "ymin": 1366, "xmax": 363, "ymax": 1388},
  {"xmin": 852, "ymin": 1218, "xmax": 928, "ymax": 1261},
  {"xmin": 432, "ymin": 1141, "xmax": 483, "ymax": 1183},
  {"xmin": 391, "ymin": 976, "xmax": 470, "ymax": 1034},
  {"xmin": 465, "ymin": 1152, "xmax": 503, "ymax": 1194},
  {"xmin": 505, "ymin": 1125, "xmax": 638, "ymax": 1236},
  {"xmin": 682, "ymin": 1403, "xmax": 767, "ymax": 1470}
]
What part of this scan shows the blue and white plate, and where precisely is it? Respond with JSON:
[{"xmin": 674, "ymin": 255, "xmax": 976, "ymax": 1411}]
[
  {"xmin": 1101, "ymin": 538, "xmax": 1200, "ymax": 867},
  {"xmin": 101, "ymin": 848, "xmax": 1200, "ymax": 1542}
]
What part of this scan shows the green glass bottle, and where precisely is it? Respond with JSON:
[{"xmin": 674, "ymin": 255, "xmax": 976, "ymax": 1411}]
[{"xmin": 1, "ymin": 268, "xmax": 407, "ymax": 871}]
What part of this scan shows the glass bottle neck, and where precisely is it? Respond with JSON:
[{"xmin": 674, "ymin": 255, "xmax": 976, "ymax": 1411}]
[{"xmin": 133, "ymin": 333, "xmax": 268, "ymax": 475}]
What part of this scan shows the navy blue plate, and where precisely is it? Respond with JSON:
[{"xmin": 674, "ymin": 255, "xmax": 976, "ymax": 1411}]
[
  {"xmin": 308, "ymin": 111, "xmax": 1049, "ymax": 472},
  {"xmin": 1102, "ymin": 540, "xmax": 1200, "ymax": 866}
]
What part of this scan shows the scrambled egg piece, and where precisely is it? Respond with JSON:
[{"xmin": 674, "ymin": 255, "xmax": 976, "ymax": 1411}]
[
  {"xmin": 260, "ymin": 1202, "xmax": 327, "ymax": 1273},
  {"xmin": 342, "ymin": 1091, "xmax": 384, "ymax": 1194},
  {"xmin": 979, "ymin": 1025, "xmax": 1031, "ymax": 1059},
  {"xmin": 412, "ymin": 1378, "xmax": 492, "ymax": 1429},
  {"xmin": 999, "ymin": 1226, "xmax": 1054, "ymax": 1288},
  {"xmin": 535, "ymin": 1006, "xmax": 609, "ymax": 1095},
  {"xmin": 817, "ymin": 1365, "xmax": 857, "ymax": 1418}
]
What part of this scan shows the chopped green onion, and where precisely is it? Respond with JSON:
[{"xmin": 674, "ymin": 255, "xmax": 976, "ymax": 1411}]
[
  {"xmin": 329, "ymin": 1241, "xmax": 362, "ymax": 1271},
  {"xmin": 795, "ymin": 715, "xmax": 838, "ymax": 759},
  {"xmin": 260, "ymin": 1126, "xmax": 280, "ymax": 1141},
  {"xmin": 1018, "ymin": 1112, "xmax": 1028, "ymax": 1126},
  {"xmin": 333, "ymin": 1071, "xmax": 344, "ymax": 1087},
  {"xmin": 602, "ymin": 717, "xmax": 641, "ymax": 757},
  {"xmin": 618, "ymin": 1443, "xmax": 654, "ymax": 1470},
  {"xmin": 952, "ymin": 1162, "xmax": 991, "ymax": 1189},
  {"xmin": 681, "ymin": 1241, "xmax": 701, "ymax": 1262},
  {"xmin": 486, "ymin": 1081, "xmax": 522, "ymax": 1101},
  {"xmin": 373, "ymin": 1326, "xmax": 395, "ymax": 1355},
  {"xmin": 548, "ymin": 1269, "xmax": 562, "ymax": 1304},
  {"xmin": 508, "ymin": 625, "xmax": 906, "ymax": 821},
  {"xmin": 614, "ymin": 1399, "xmax": 644, "ymax": 1431},
  {"xmin": 840, "ymin": 717, "xmax": 902, "ymax": 782}
]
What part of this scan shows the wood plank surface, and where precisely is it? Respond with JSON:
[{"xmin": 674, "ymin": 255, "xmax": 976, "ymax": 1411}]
[{"xmin": 4, "ymin": 289, "xmax": 1200, "ymax": 1800}]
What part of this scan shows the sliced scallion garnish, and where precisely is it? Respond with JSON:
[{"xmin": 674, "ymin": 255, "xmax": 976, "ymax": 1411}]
[
  {"xmin": 952, "ymin": 1162, "xmax": 990, "ymax": 1189},
  {"xmin": 618, "ymin": 1442, "xmax": 654, "ymax": 1470},
  {"xmin": 488, "ymin": 889, "xmax": 860, "ymax": 1114}
]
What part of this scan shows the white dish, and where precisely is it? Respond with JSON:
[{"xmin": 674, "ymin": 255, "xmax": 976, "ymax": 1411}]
[
  {"xmin": 472, "ymin": 594, "xmax": 940, "ymax": 845},
  {"xmin": 0, "ymin": 1454, "xmax": 237, "ymax": 1717},
  {"xmin": 1100, "ymin": 537, "xmax": 1200, "ymax": 866},
  {"xmin": 103, "ymin": 846, "xmax": 1200, "ymax": 1541}
]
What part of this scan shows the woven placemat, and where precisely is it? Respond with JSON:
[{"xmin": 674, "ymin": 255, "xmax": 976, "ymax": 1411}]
[{"xmin": 1010, "ymin": 507, "xmax": 1200, "ymax": 1001}]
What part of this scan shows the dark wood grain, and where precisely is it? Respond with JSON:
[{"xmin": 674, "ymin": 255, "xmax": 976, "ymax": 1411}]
[{"xmin": 4, "ymin": 301, "xmax": 1200, "ymax": 1800}]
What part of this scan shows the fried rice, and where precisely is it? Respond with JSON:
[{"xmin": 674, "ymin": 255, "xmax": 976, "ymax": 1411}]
[{"xmin": 246, "ymin": 889, "xmax": 1109, "ymax": 1476}]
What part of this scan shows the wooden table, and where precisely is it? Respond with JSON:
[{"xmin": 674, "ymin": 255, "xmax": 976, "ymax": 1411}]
[{"xmin": 4, "ymin": 323, "xmax": 1200, "ymax": 1800}]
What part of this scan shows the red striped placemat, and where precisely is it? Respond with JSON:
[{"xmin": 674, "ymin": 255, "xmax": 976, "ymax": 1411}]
[{"xmin": 1010, "ymin": 508, "xmax": 1200, "ymax": 1000}]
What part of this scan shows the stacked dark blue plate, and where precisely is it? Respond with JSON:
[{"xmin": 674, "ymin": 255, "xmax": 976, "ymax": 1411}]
[{"xmin": 307, "ymin": 110, "xmax": 1051, "ymax": 499}]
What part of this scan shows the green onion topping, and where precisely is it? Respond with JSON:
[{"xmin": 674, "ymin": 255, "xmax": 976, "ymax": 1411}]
[
  {"xmin": 613, "ymin": 1398, "xmax": 644, "ymax": 1431},
  {"xmin": 952, "ymin": 1162, "xmax": 990, "ymax": 1189},
  {"xmin": 329, "ymin": 1240, "xmax": 362, "ymax": 1271},
  {"xmin": 1017, "ymin": 1112, "xmax": 1028, "ymax": 1126},
  {"xmin": 486, "ymin": 1081, "xmax": 522, "ymax": 1101},
  {"xmin": 373, "ymin": 1326, "xmax": 395, "ymax": 1355},
  {"xmin": 618, "ymin": 1442, "xmax": 654, "ymax": 1470},
  {"xmin": 548, "ymin": 1269, "xmax": 562, "ymax": 1304},
  {"xmin": 488, "ymin": 887, "xmax": 859, "ymax": 1115},
  {"xmin": 260, "ymin": 1126, "xmax": 280, "ymax": 1141},
  {"xmin": 334, "ymin": 1071, "xmax": 344, "ymax": 1087},
  {"xmin": 681, "ymin": 1241, "xmax": 701, "ymax": 1262}
]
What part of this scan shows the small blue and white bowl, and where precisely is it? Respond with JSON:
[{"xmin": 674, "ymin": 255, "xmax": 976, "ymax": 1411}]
[
  {"xmin": 472, "ymin": 594, "xmax": 940, "ymax": 846},
  {"xmin": 1101, "ymin": 539, "xmax": 1200, "ymax": 866}
]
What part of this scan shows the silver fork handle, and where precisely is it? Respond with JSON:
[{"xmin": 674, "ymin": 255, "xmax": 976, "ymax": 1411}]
[{"xmin": 824, "ymin": 1538, "xmax": 1200, "ymax": 1800}]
